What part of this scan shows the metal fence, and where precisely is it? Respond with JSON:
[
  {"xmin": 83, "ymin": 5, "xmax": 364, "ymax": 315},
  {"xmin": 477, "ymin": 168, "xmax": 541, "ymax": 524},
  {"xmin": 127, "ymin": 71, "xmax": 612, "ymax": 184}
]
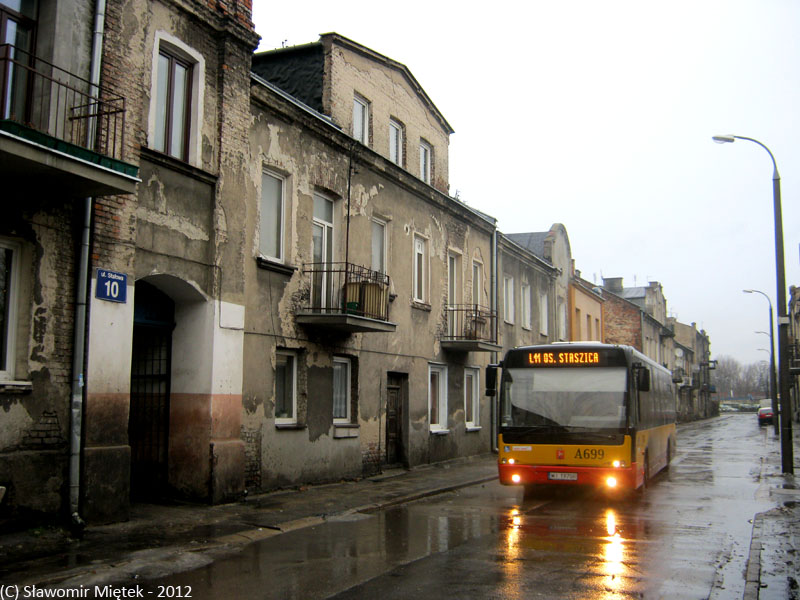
[
  {"xmin": 0, "ymin": 44, "xmax": 126, "ymax": 160},
  {"xmin": 303, "ymin": 262, "xmax": 391, "ymax": 322},
  {"xmin": 442, "ymin": 304, "xmax": 498, "ymax": 343}
]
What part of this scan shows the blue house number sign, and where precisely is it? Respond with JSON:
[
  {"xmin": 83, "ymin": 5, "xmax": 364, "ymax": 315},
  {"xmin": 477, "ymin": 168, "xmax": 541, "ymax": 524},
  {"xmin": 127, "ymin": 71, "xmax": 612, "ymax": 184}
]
[{"xmin": 96, "ymin": 269, "xmax": 128, "ymax": 303}]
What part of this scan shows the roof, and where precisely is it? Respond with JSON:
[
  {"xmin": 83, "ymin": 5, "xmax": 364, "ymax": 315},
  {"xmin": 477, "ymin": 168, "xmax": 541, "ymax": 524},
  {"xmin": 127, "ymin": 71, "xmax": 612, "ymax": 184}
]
[{"xmin": 505, "ymin": 232, "xmax": 549, "ymax": 260}]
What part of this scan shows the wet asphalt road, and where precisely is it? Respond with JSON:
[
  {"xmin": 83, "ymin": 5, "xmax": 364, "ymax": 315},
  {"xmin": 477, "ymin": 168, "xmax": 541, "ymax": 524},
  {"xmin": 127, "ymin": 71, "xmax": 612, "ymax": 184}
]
[{"xmin": 122, "ymin": 414, "xmax": 776, "ymax": 599}]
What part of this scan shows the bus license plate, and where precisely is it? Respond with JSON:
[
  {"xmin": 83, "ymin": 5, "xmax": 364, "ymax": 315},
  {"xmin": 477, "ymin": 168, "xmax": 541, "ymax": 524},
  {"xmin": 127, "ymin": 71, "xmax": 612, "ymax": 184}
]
[{"xmin": 548, "ymin": 472, "xmax": 578, "ymax": 481}]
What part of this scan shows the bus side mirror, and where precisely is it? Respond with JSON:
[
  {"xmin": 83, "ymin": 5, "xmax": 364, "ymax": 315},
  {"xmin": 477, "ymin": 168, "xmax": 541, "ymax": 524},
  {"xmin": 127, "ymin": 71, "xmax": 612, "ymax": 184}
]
[
  {"xmin": 636, "ymin": 367, "xmax": 651, "ymax": 392},
  {"xmin": 485, "ymin": 365, "xmax": 498, "ymax": 397}
]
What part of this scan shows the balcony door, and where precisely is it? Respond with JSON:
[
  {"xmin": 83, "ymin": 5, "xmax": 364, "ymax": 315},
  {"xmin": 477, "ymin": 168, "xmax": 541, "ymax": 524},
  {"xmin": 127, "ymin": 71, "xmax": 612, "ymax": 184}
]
[
  {"xmin": 311, "ymin": 193, "xmax": 334, "ymax": 312},
  {"xmin": 1, "ymin": 2, "xmax": 36, "ymax": 121},
  {"xmin": 447, "ymin": 252, "xmax": 459, "ymax": 336}
]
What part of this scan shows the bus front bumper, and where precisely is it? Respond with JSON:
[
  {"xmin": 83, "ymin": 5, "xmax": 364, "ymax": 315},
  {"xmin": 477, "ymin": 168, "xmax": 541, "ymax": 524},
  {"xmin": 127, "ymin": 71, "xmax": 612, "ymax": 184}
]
[{"xmin": 498, "ymin": 463, "xmax": 638, "ymax": 490}]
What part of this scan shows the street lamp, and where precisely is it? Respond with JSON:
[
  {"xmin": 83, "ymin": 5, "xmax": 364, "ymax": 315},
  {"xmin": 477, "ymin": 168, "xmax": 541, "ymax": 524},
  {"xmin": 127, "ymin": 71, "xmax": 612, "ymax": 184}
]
[
  {"xmin": 744, "ymin": 291, "xmax": 779, "ymax": 435},
  {"xmin": 717, "ymin": 135, "xmax": 793, "ymax": 474}
]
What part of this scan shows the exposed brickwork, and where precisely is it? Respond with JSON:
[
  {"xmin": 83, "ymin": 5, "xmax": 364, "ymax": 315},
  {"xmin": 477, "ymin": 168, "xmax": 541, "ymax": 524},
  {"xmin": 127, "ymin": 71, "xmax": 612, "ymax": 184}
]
[
  {"xmin": 241, "ymin": 425, "xmax": 261, "ymax": 490},
  {"xmin": 361, "ymin": 443, "xmax": 382, "ymax": 477},
  {"xmin": 22, "ymin": 411, "xmax": 65, "ymax": 448},
  {"xmin": 602, "ymin": 291, "xmax": 643, "ymax": 351}
]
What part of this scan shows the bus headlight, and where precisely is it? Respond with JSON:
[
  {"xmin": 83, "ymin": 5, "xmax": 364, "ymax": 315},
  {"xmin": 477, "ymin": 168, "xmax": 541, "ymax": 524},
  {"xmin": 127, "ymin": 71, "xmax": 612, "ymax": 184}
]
[
  {"xmin": 511, "ymin": 473, "xmax": 522, "ymax": 484},
  {"xmin": 606, "ymin": 476, "xmax": 618, "ymax": 488},
  {"xmin": 612, "ymin": 460, "xmax": 621, "ymax": 468},
  {"xmin": 508, "ymin": 458, "xmax": 516, "ymax": 465}
]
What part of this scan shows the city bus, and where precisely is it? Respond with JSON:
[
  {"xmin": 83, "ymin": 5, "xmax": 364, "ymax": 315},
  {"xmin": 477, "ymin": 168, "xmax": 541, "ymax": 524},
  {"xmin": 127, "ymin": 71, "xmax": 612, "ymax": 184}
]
[{"xmin": 486, "ymin": 342, "xmax": 677, "ymax": 493}]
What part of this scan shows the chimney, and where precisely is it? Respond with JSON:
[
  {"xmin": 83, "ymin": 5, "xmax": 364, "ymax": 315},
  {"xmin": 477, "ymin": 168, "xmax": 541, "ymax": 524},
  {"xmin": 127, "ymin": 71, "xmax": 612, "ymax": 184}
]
[{"xmin": 603, "ymin": 277, "xmax": 624, "ymax": 294}]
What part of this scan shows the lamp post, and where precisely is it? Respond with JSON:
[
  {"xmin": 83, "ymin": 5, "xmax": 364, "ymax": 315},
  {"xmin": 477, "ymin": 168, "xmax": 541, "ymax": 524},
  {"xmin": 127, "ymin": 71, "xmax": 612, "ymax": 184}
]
[
  {"xmin": 744, "ymin": 290, "xmax": 779, "ymax": 434},
  {"xmin": 716, "ymin": 135, "xmax": 793, "ymax": 474}
]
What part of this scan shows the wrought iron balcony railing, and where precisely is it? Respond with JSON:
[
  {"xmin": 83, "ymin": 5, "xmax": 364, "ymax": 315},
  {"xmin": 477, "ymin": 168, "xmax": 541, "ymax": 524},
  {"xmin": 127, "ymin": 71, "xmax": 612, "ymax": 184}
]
[
  {"xmin": 301, "ymin": 262, "xmax": 391, "ymax": 322},
  {"xmin": 0, "ymin": 44, "xmax": 128, "ymax": 168},
  {"xmin": 442, "ymin": 304, "xmax": 498, "ymax": 345}
]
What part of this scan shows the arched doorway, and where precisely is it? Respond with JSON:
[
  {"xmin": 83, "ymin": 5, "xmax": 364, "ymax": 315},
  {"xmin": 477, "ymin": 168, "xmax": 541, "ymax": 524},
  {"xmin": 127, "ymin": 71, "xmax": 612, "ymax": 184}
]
[{"xmin": 129, "ymin": 280, "xmax": 174, "ymax": 500}]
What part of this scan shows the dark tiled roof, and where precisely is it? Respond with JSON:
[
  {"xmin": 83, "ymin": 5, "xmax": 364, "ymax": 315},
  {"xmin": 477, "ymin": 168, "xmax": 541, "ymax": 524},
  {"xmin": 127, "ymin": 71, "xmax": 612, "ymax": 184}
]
[{"xmin": 506, "ymin": 232, "xmax": 548, "ymax": 259}]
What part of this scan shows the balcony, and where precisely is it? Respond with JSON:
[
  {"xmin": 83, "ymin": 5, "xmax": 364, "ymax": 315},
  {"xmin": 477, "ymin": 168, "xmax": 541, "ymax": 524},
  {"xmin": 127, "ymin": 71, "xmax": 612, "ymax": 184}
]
[
  {"xmin": 790, "ymin": 341, "xmax": 800, "ymax": 377},
  {"xmin": 296, "ymin": 262, "xmax": 396, "ymax": 333},
  {"xmin": 0, "ymin": 44, "xmax": 139, "ymax": 197},
  {"xmin": 441, "ymin": 304, "xmax": 501, "ymax": 352}
]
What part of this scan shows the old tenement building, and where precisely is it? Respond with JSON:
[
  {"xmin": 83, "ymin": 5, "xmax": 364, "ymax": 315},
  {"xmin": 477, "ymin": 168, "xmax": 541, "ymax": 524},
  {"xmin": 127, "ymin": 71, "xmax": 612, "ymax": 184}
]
[{"xmin": 0, "ymin": 1, "xmax": 713, "ymax": 526}]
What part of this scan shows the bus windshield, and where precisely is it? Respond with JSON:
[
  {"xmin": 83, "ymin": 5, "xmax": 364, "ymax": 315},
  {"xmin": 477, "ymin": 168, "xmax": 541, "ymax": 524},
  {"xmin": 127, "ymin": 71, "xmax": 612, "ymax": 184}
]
[{"xmin": 500, "ymin": 366, "xmax": 628, "ymax": 430}]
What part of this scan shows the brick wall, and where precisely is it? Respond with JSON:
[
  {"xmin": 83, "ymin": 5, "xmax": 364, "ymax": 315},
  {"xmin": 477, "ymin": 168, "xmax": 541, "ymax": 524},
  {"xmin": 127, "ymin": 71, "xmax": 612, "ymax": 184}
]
[{"xmin": 602, "ymin": 292, "xmax": 642, "ymax": 351}]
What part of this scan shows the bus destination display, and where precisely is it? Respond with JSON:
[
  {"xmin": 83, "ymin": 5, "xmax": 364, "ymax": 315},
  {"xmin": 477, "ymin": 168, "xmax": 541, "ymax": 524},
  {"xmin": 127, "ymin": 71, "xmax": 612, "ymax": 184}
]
[{"xmin": 528, "ymin": 351, "xmax": 600, "ymax": 366}]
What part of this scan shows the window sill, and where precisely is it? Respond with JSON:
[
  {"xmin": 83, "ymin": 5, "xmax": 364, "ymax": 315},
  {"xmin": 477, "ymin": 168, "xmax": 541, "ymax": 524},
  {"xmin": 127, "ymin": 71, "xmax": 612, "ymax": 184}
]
[
  {"xmin": 333, "ymin": 423, "xmax": 359, "ymax": 439},
  {"xmin": 429, "ymin": 428, "xmax": 449, "ymax": 435},
  {"xmin": 0, "ymin": 380, "xmax": 33, "ymax": 394},
  {"xmin": 256, "ymin": 257, "xmax": 297, "ymax": 276},
  {"xmin": 465, "ymin": 426, "xmax": 482, "ymax": 432},
  {"xmin": 275, "ymin": 423, "xmax": 305, "ymax": 430},
  {"xmin": 412, "ymin": 301, "xmax": 431, "ymax": 312}
]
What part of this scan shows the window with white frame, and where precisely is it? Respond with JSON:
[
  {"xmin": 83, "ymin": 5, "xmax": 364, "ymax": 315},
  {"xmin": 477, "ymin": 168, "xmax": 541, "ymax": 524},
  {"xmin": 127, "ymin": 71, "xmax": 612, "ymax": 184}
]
[
  {"xmin": 419, "ymin": 140, "xmax": 432, "ymax": 184},
  {"xmin": 447, "ymin": 252, "xmax": 460, "ymax": 335},
  {"xmin": 521, "ymin": 284, "xmax": 532, "ymax": 330},
  {"xmin": 312, "ymin": 193, "xmax": 334, "ymax": 311},
  {"xmin": 539, "ymin": 292, "xmax": 549, "ymax": 336},
  {"xmin": 274, "ymin": 350, "xmax": 297, "ymax": 424},
  {"xmin": 150, "ymin": 34, "xmax": 203, "ymax": 163},
  {"xmin": 371, "ymin": 218, "xmax": 386, "ymax": 274},
  {"xmin": 464, "ymin": 367, "xmax": 480, "ymax": 429},
  {"xmin": 332, "ymin": 357, "xmax": 351, "ymax": 423},
  {"xmin": 259, "ymin": 171, "xmax": 285, "ymax": 262},
  {"xmin": 428, "ymin": 363, "xmax": 448, "ymax": 431},
  {"xmin": 389, "ymin": 119, "xmax": 403, "ymax": 166},
  {"xmin": 0, "ymin": 238, "xmax": 20, "ymax": 381},
  {"xmin": 472, "ymin": 261, "xmax": 482, "ymax": 306},
  {"xmin": 503, "ymin": 276, "xmax": 514, "ymax": 324},
  {"xmin": 413, "ymin": 235, "xmax": 427, "ymax": 303},
  {"xmin": 353, "ymin": 94, "xmax": 369, "ymax": 145}
]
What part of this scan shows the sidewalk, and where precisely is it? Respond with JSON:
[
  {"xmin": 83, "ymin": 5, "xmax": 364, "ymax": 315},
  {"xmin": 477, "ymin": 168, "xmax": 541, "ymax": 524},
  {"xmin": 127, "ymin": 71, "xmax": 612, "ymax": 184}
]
[
  {"xmin": 0, "ymin": 454, "xmax": 499, "ymax": 587},
  {"xmin": 743, "ymin": 423, "xmax": 800, "ymax": 600}
]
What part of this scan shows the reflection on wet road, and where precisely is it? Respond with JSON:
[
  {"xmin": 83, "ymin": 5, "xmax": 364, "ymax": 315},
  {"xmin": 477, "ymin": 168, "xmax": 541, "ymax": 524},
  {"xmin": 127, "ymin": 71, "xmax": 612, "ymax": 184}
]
[{"xmin": 130, "ymin": 415, "xmax": 777, "ymax": 599}]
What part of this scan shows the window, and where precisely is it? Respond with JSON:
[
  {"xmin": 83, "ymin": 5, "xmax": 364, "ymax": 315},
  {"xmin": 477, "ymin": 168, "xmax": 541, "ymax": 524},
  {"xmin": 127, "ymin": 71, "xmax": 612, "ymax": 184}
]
[
  {"xmin": 311, "ymin": 193, "xmax": 334, "ymax": 310},
  {"xmin": 521, "ymin": 284, "xmax": 532, "ymax": 330},
  {"xmin": 539, "ymin": 293, "xmax": 549, "ymax": 336},
  {"xmin": 353, "ymin": 95, "xmax": 369, "ymax": 144},
  {"xmin": 472, "ymin": 261, "xmax": 482, "ymax": 306},
  {"xmin": 259, "ymin": 171, "xmax": 284, "ymax": 262},
  {"xmin": 371, "ymin": 219, "xmax": 386, "ymax": 274},
  {"xmin": 413, "ymin": 235, "xmax": 427, "ymax": 303},
  {"xmin": 1, "ymin": 2, "xmax": 36, "ymax": 122},
  {"xmin": 575, "ymin": 308, "xmax": 581, "ymax": 339},
  {"xmin": 0, "ymin": 239, "xmax": 20, "ymax": 381},
  {"xmin": 428, "ymin": 364, "xmax": 448, "ymax": 431},
  {"xmin": 154, "ymin": 49, "xmax": 193, "ymax": 160},
  {"xmin": 275, "ymin": 350, "xmax": 297, "ymax": 424},
  {"xmin": 587, "ymin": 314, "xmax": 592, "ymax": 340},
  {"xmin": 150, "ymin": 34, "xmax": 203, "ymax": 164},
  {"xmin": 447, "ymin": 252, "xmax": 460, "ymax": 335},
  {"xmin": 389, "ymin": 119, "xmax": 403, "ymax": 165},
  {"xmin": 465, "ymin": 367, "xmax": 480, "ymax": 429},
  {"xmin": 333, "ymin": 357, "xmax": 351, "ymax": 423},
  {"xmin": 419, "ymin": 141, "xmax": 432, "ymax": 183},
  {"xmin": 503, "ymin": 276, "xmax": 514, "ymax": 324}
]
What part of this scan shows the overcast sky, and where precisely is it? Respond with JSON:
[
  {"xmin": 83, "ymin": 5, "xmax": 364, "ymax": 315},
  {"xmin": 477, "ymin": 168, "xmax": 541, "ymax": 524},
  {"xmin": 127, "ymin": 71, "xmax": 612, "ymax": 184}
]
[{"xmin": 251, "ymin": 0, "xmax": 800, "ymax": 367}]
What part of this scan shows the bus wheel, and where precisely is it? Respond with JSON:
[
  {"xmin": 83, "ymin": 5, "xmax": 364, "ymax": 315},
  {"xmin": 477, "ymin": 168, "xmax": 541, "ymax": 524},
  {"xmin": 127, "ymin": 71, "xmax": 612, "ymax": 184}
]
[
  {"xmin": 665, "ymin": 440, "xmax": 673, "ymax": 470},
  {"xmin": 522, "ymin": 484, "xmax": 537, "ymax": 500}
]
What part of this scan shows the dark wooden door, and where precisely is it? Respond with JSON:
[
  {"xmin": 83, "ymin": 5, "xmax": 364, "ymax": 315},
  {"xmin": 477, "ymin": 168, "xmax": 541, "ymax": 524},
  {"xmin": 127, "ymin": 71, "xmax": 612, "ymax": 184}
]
[{"xmin": 386, "ymin": 373, "xmax": 405, "ymax": 465}]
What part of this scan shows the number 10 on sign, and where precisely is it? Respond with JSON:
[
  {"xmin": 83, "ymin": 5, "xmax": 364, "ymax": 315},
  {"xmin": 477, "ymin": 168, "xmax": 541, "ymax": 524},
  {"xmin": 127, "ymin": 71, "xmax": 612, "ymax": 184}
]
[{"xmin": 96, "ymin": 269, "xmax": 128, "ymax": 303}]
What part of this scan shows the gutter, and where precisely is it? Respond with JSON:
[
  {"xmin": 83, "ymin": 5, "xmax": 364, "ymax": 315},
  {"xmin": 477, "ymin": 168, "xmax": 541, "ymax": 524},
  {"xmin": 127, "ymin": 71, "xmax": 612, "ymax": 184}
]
[{"xmin": 69, "ymin": 0, "xmax": 106, "ymax": 531}]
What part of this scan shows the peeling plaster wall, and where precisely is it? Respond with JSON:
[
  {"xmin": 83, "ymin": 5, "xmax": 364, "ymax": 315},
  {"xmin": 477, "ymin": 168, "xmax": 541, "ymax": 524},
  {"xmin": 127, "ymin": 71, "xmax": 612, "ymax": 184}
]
[
  {"xmin": 323, "ymin": 38, "xmax": 451, "ymax": 194},
  {"xmin": 244, "ymin": 81, "xmax": 496, "ymax": 491}
]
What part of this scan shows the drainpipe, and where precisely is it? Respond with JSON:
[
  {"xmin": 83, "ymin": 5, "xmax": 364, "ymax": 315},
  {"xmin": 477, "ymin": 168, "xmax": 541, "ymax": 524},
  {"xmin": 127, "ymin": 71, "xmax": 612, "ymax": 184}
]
[
  {"xmin": 491, "ymin": 226, "xmax": 498, "ymax": 452},
  {"xmin": 69, "ymin": 0, "xmax": 106, "ymax": 530}
]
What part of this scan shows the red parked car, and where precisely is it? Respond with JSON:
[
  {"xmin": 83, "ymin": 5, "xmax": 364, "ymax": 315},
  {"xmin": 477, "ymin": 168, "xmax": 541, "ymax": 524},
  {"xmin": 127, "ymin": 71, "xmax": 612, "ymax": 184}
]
[{"xmin": 757, "ymin": 407, "xmax": 774, "ymax": 427}]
